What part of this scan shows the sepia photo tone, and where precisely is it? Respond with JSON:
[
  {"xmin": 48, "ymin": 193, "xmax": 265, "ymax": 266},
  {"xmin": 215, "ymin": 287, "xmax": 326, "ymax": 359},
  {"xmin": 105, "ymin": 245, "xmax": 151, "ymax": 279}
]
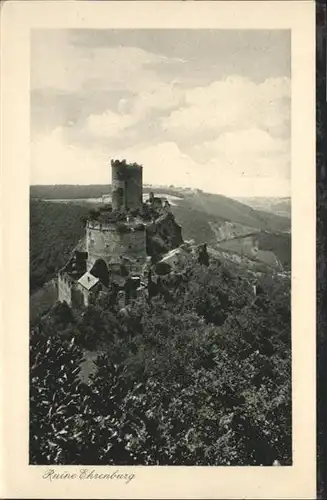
[{"xmin": 29, "ymin": 28, "xmax": 292, "ymax": 466}]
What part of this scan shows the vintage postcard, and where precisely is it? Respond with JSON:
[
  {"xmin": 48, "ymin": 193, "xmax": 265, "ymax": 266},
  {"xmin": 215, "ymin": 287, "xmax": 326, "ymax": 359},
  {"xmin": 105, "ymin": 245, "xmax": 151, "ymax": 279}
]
[{"xmin": 1, "ymin": 1, "xmax": 316, "ymax": 498}]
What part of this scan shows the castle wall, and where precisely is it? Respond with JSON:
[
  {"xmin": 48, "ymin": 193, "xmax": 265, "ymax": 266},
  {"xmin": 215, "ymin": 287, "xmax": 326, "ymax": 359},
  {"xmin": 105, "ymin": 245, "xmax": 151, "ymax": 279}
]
[
  {"xmin": 75, "ymin": 283, "xmax": 91, "ymax": 307},
  {"xmin": 58, "ymin": 273, "xmax": 72, "ymax": 306},
  {"xmin": 111, "ymin": 163, "xmax": 142, "ymax": 211},
  {"xmin": 58, "ymin": 272, "xmax": 102, "ymax": 308},
  {"xmin": 111, "ymin": 178, "xmax": 125, "ymax": 211},
  {"xmin": 71, "ymin": 284, "xmax": 86, "ymax": 308},
  {"xmin": 124, "ymin": 167, "xmax": 143, "ymax": 210},
  {"xmin": 86, "ymin": 221, "xmax": 146, "ymax": 270}
]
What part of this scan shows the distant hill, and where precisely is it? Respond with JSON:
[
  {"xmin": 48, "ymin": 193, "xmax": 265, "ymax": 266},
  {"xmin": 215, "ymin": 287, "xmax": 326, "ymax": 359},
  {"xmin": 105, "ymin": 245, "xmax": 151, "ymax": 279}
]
[
  {"xmin": 234, "ymin": 197, "xmax": 291, "ymax": 218},
  {"xmin": 30, "ymin": 184, "xmax": 110, "ymax": 200},
  {"xmin": 170, "ymin": 191, "xmax": 291, "ymax": 271},
  {"xmin": 30, "ymin": 184, "xmax": 290, "ymax": 233},
  {"xmin": 177, "ymin": 192, "xmax": 290, "ymax": 233},
  {"xmin": 30, "ymin": 187, "xmax": 291, "ymax": 296},
  {"xmin": 30, "ymin": 184, "xmax": 185, "ymax": 200},
  {"xmin": 172, "ymin": 204, "xmax": 223, "ymax": 245}
]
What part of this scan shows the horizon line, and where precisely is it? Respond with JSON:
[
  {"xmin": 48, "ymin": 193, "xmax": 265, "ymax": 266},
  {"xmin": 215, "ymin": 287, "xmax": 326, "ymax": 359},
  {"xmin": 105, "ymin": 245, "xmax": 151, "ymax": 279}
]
[{"xmin": 29, "ymin": 183, "xmax": 290, "ymax": 199}]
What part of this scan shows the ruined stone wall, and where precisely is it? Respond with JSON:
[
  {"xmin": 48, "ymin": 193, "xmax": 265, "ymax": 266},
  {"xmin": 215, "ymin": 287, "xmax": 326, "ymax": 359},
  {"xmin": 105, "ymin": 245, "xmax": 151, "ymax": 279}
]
[
  {"xmin": 58, "ymin": 273, "xmax": 72, "ymax": 306},
  {"xmin": 146, "ymin": 213, "xmax": 183, "ymax": 260},
  {"xmin": 111, "ymin": 163, "xmax": 142, "ymax": 211},
  {"xmin": 58, "ymin": 272, "xmax": 99, "ymax": 308},
  {"xmin": 71, "ymin": 284, "xmax": 86, "ymax": 308},
  {"xmin": 86, "ymin": 221, "xmax": 146, "ymax": 270},
  {"xmin": 75, "ymin": 282, "xmax": 90, "ymax": 307},
  {"xmin": 111, "ymin": 179, "xmax": 125, "ymax": 211},
  {"xmin": 124, "ymin": 166, "xmax": 143, "ymax": 210},
  {"xmin": 112, "ymin": 163, "xmax": 126, "ymax": 211}
]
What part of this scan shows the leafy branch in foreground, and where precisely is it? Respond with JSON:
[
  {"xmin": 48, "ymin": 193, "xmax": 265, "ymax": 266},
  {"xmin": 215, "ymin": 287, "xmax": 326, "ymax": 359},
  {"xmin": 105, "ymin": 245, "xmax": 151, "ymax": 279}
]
[{"xmin": 30, "ymin": 261, "xmax": 291, "ymax": 465}]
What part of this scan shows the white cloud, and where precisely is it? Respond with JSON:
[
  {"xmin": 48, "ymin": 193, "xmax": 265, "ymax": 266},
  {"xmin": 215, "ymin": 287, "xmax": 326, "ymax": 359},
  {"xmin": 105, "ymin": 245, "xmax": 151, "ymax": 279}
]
[
  {"xmin": 84, "ymin": 81, "xmax": 184, "ymax": 139},
  {"xmin": 31, "ymin": 33, "xmax": 290, "ymax": 197},
  {"xmin": 203, "ymin": 128, "xmax": 288, "ymax": 154},
  {"xmin": 84, "ymin": 110, "xmax": 137, "ymax": 138},
  {"xmin": 31, "ymin": 129, "xmax": 290, "ymax": 197},
  {"xmin": 195, "ymin": 128, "xmax": 290, "ymax": 191},
  {"xmin": 31, "ymin": 128, "xmax": 108, "ymax": 185},
  {"xmin": 161, "ymin": 76, "xmax": 290, "ymax": 138},
  {"xmin": 114, "ymin": 139, "xmax": 290, "ymax": 197},
  {"xmin": 133, "ymin": 80, "xmax": 184, "ymax": 115},
  {"xmin": 119, "ymin": 142, "xmax": 200, "ymax": 188},
  {"xmin": 32, "ymin": 32, "xmax": 176, "ymax": 94}
]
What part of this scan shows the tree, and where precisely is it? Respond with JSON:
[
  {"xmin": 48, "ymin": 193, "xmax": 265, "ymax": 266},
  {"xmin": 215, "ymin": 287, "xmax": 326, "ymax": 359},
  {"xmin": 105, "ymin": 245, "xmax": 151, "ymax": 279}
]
[
  {"xmin": 30, "ymin": 243, "xmax": 292, "ymax": 466},
  {"xmin": 30, "ymin": 328, "xmax": 88, "ymax": 464},
  {"xmin": 78, "ymin": 355, "xmax": 150, "ymax": 464}
]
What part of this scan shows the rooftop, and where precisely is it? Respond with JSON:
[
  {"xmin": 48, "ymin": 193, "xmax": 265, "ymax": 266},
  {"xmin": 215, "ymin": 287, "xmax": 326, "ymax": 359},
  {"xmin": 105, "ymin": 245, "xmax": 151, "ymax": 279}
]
[{"xmin": 77, "ymin": 271, "xmax": 100, "ymax": 291}]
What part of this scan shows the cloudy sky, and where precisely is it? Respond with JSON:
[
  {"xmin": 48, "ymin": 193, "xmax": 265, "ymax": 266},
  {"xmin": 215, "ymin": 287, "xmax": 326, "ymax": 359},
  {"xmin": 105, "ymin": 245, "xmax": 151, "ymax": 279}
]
[{"xmin": 31, "ymin": 29, "xmax": 291, "ymax": 197}]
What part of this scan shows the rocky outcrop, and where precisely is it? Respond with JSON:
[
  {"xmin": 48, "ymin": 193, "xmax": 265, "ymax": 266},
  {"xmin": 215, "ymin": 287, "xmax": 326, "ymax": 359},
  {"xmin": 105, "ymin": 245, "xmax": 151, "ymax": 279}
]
[
  {"xmin": 146, "ymin": 212, "xmax": 183, "ymax": 261},
  {"xmin": 209, "ymin": 221, "xmax": 258, "ymax": 242},
  {"xmin": 209, "ymin": 221, "xmax": 285, "ymax": 271}
]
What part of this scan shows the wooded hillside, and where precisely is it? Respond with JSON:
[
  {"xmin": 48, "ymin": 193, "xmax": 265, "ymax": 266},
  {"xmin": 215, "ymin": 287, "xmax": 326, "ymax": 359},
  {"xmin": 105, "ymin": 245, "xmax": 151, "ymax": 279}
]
[
  {"xmin": 30, "ymin": 256, "xmax": 291, "ymax": 466},
  {"xmin": 30, "ymin": 200, "xmax": 89, "ymax": 291}
]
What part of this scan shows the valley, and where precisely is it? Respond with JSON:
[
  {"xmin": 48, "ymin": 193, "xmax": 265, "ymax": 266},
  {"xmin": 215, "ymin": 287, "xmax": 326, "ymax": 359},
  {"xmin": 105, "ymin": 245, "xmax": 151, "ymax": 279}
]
[
  {"xmin": 234, "ymin": 196, "xmax": 291, "ymax": 218},
  {"xmin": 30, "ymin": 178, "xmax": 292, "ymax": 466},
  {"xmin": 30, "ymin": 185, "xmax": 291, "ymax": 294}
]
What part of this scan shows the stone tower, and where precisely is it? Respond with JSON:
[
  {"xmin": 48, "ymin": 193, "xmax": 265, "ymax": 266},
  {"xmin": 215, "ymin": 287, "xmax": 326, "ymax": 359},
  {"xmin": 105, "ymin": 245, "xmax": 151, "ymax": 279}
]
[
  {"xmin": 85, "ymin": 159, "xmax": 146, "ymax": 274},
  {"xmin": 85, "ymin": 219, "xmax": 146, "ymax": 272},
  {"xmin": 111, "ymin": 159, "xmax": 143, "ymax": 212}
]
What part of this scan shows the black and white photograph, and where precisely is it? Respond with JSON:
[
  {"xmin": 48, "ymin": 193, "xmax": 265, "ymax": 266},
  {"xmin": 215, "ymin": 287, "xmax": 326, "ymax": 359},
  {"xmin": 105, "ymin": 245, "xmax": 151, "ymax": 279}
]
[
  {"xmin": 28, "ymin": 26, "xmax": 293, "ymax": 467},
  {"xmin": 0, "ymin": 0, "xmax": 317, "ymax": 497}
]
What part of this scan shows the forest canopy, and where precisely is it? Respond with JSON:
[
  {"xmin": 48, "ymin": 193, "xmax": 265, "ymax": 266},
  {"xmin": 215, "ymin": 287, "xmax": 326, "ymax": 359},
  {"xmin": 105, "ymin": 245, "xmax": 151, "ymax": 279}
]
[
  {"xmin": 30, "ymin": 200, "xmax": 89, "ymax": 291},
  {"xmin": 30, "ymin": 256, "xmax": 291, "ymax": 466}
]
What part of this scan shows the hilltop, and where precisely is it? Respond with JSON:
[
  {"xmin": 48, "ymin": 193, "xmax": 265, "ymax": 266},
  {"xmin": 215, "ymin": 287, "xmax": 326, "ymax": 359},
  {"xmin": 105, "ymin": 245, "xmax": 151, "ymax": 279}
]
[
  {"xmin": 30, "ymin": 179, "xmax": 291, "ymax": 467},
  {"xmin": 30, "ymin": 185, "xmax": 291, "ymax": 295},
  {"xmin": 234, "ymin": 196, "xmax": 291, "ymax": 218},
  {"xmin": 30, "ymin": 184, "xmax": 290, "ymax": 233},
  {"xmin": 30, "ymin": 184, "xmax": 290, "ymax": 227}
]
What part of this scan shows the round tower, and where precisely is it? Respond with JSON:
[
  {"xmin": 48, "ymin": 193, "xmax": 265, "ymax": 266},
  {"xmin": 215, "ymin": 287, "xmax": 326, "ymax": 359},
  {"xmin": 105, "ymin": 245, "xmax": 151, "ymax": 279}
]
[{"xmin": 86, "ymin": 219, "xmax": 147, "ymax": 273}]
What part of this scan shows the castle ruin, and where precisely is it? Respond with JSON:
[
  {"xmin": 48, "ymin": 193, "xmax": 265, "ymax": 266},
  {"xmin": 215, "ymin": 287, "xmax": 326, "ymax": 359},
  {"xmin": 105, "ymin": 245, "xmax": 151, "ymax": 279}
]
[
  {"xmin": 58, "ymin": 159, "xmax": 183, "ymax": 309},
  {"xmin": 111, "ymin": 159, "xmax": 143, "ymax": 211}
]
